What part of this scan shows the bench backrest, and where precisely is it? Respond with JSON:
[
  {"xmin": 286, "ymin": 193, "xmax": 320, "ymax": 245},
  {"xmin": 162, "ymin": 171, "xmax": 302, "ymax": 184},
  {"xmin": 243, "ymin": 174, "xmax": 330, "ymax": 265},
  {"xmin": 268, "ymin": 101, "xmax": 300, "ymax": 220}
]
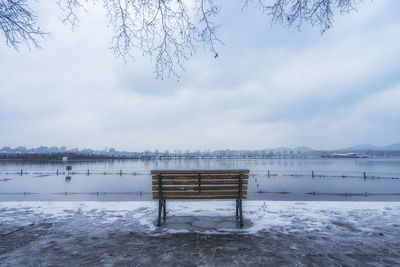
[{"xmin": 151, "ymin": 170, "xmax": 249, "ymax": 199}]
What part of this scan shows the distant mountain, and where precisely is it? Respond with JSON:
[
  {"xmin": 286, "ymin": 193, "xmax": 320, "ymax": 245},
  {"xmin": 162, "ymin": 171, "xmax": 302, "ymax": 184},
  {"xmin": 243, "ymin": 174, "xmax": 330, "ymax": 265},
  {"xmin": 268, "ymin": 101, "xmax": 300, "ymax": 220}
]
[
  {"xmin": 343, "ymin": 144, "xmax": 378, "ymax": 151},
  {"xmin": 381, "ymin": 143, "xmax": 400, "ymax": 151},
  {"xmin": 343, "ymin": 143, "xmax": 400, "ymax": 151}
]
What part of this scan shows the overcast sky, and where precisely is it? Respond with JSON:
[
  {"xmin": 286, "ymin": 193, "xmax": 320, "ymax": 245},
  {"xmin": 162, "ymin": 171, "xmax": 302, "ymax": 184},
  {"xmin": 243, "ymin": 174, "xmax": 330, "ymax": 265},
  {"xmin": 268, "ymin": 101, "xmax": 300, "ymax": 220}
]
[{"xmin": 1, "ymin": 1, "xmax": 399, "ymax": 151}]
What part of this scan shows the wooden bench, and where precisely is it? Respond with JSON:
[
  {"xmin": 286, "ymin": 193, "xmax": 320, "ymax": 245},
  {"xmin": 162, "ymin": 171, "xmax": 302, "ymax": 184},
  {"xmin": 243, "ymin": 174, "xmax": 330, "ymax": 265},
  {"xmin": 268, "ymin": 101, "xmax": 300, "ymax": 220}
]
[{"xmin": 151, "ymin": 169, "xmax": 249, "ymax": 227}]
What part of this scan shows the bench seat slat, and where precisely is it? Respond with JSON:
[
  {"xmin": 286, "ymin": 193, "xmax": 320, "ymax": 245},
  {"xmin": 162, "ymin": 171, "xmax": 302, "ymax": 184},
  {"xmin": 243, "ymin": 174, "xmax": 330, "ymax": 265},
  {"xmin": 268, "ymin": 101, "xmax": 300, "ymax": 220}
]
[
  {"xmin": 152, "ymin": 175, "xmax": 249, "ymax": 180},
  {"xmin": 151, "ymin": 169, "xmax": 249, "ymax": 175},
  {"xmin": 152, "ymin": 185, "xmax": 248, "ymax": 191},
  {"xmin": 153, "ymin": 196, "xmax": 248, "ymax": 199},
  {"xmin": 152, "ymin": 191, "xmax": 247, "ymax": 199},
  {"xmin": 152, "ymin": 179, "xmax": 248, "ymax": 185},
  {"xmin": 152, "ymin": 178, "xmax": 248, "ymax": 182}
]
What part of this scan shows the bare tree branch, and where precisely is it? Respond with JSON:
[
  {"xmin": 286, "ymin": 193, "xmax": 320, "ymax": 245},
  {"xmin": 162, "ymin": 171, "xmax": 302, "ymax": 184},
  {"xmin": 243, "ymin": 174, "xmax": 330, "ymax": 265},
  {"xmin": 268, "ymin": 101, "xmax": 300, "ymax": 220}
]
[
  {"xmin": 1, "ymin": 0, "xmax": 366, "ymax": 79},
  {"xmin": 56, "ymin": 0, "xmax": 222, "ymax": 79},
  {"xmin": 197, "ymin": 0, "xmax": 221, "ymax": 58},
  {"xmin": 242, "ymin": 0, "xmax": 360, "ymax": 33},
  {"xmin": 57, "ymin": 0, "xmax": 88, "ymax": 29},
  {"xmin": 0, "ymin": 0, "xmax": 49, "ymax": 50},
  {"xmin": 103, "ymin": 0, "xmax": 198, "ymax": 78}
]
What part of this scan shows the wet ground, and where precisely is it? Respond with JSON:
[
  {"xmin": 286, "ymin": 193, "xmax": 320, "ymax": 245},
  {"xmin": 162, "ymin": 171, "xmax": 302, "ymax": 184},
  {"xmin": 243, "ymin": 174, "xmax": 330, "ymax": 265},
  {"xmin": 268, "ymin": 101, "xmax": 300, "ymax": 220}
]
[{"xmin": 1, "ymin": 201, "xmax": 400, "ymax": 266}]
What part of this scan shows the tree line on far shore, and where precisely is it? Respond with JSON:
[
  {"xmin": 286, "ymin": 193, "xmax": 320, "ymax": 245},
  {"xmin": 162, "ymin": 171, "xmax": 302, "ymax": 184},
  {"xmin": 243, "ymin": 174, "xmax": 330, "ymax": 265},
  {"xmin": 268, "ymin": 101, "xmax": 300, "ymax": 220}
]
[{"xmin": 1, "ymin": 146, "xmax": 400, "ymax": 160}]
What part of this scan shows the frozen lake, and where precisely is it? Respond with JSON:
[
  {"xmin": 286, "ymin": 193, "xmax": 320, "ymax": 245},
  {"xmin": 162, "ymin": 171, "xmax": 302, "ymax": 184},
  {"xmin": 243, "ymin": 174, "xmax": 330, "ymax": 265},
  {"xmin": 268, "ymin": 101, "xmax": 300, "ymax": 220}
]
[{"xmin": 0, "ymin": 158, "xmax": 400, "ymax": 201}]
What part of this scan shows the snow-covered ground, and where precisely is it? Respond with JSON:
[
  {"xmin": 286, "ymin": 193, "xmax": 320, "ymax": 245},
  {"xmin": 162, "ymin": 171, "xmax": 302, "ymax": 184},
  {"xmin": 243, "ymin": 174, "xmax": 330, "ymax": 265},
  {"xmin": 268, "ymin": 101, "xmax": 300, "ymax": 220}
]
[{"xmin": 1, "ymin": 201, "xmax": 400, "ymax": 266}]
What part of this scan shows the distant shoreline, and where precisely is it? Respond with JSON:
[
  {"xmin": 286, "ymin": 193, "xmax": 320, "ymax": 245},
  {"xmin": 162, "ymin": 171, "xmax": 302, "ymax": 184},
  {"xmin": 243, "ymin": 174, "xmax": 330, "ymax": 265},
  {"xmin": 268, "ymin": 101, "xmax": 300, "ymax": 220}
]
[
  {"xmin": 0, "ymin": 152, "xmax": 399, "ymax": 162},
  {"xmin": 0, "ymin": 153, "xmax": 152, "ymax": 161}
]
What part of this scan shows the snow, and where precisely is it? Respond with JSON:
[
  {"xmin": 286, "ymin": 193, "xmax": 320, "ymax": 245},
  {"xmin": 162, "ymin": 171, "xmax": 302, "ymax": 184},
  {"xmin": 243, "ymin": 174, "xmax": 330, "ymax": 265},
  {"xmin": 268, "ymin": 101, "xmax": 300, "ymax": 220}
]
[
  {"xmin": 1, "ymin": 200, "xmax": 399, "ymax": 234},
  {"xmin": 1, "ymin": 201, "xmax": 400, "ymax": 265}
]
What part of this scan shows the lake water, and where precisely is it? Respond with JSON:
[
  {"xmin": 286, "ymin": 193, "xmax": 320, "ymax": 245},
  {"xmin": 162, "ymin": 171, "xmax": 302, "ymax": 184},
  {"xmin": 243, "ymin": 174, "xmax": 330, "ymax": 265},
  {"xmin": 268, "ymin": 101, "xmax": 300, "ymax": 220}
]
[{"xmin": 1, "ymin": 158, "xmax": 399, "ymax": 201}]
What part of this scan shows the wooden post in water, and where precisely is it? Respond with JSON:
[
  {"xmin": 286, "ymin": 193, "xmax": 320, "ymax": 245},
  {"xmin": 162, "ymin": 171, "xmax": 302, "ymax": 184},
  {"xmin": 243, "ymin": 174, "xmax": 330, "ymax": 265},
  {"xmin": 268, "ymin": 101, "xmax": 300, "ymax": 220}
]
[
  {"xmin": 120, "ymin": 170, "xmax": 122, "ymax": 176},
  {"xmin": 267, "ymin": 170, "xmax": 270, "ymax": 178},
  {"xmin": 56, "ymin": 169, "xmax": 59, "ymax": 176},
  {"xmin": 363, "ymin": 172, "xmax": 366, "ymax": 179},
  {"xmin": 87, "ymin": 169, "xmax": 90, "ymax": 176},
  {"xmin": 20, "ymin": 170, "xmax": 23, "ymax": 176},
  {"xmin": 312, "ymin": 171, "xmax": 315, "ymax": 178}
]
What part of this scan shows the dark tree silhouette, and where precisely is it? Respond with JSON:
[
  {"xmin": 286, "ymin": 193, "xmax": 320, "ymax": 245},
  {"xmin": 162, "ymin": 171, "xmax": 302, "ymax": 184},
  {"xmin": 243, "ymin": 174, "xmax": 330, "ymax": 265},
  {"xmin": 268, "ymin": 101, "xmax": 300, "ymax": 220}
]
[
  {"xmin": 0, "ymin": 0, "xmax": 49, "ymax": 49},
  {"xmin": 243, "ymin": 0, "xmax": 359, "ymax": 33},
  {"xmin": 1, "ymin": 0, "xmax": 361, "ymax": 78}
]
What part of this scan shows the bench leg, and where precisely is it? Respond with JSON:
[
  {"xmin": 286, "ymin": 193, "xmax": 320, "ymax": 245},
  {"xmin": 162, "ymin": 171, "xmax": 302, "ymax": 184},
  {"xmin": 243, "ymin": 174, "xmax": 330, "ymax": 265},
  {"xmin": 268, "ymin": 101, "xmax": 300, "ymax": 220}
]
[
  {"xmin": 163, "ymin": 200, "xmax": 166, "ymax": 219},
  {"xmin": 157, "ymin": 199, "xmax": 162, "ymax": 226},
  {"xmin": 239, "ymin": 199, "xmax": 244, "ymax": 227},
  {"xmin": 236, "ymin": 199, "xmax": 239, "ymax": 217}
]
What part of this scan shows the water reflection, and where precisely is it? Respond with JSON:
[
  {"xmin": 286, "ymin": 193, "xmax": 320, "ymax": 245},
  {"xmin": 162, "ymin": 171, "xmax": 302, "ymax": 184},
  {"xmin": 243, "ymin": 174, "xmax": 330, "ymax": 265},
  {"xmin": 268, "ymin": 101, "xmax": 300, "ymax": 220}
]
[{"xmin": 0, "ymin": 158, "xmax": 399, "ymax": 201}]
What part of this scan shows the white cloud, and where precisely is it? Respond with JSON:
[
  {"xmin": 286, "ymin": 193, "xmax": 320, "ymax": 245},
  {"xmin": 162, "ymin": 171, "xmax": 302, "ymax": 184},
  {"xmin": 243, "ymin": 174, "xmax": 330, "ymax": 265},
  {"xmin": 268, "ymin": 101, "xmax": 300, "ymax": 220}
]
[{"xmin": 0, "ymin": 0, "xmax": 399, "ymax": 150}]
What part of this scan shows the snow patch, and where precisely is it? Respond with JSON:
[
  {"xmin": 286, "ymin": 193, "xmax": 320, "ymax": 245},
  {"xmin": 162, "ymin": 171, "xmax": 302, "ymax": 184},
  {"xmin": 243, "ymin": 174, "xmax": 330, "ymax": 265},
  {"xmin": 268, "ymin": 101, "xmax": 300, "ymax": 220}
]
[{"xmin": 1, "ymin": 201, "xmax": 400, "ymax": 234}]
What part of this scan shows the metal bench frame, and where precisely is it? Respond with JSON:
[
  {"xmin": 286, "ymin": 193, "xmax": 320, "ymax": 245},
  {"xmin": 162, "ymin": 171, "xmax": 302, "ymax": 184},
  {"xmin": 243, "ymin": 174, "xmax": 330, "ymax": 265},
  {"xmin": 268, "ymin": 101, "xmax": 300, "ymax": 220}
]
[{"xmin": 152, "ymin": 170, "xmax": 248, "ymax": 227}]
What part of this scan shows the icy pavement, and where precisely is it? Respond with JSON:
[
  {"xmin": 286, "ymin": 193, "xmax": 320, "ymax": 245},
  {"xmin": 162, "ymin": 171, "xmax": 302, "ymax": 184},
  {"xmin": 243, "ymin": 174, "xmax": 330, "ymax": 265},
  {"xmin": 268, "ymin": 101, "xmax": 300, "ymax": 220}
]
[{"xmin": 1, "ymin": 201, "xmax": 400, "ymax": 266}]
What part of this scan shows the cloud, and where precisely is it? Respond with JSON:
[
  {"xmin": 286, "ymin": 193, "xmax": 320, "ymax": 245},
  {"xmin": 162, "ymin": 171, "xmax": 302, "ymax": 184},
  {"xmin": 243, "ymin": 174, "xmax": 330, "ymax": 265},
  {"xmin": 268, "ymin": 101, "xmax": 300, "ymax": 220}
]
[{"xmin": 0, "ymin": 0, "xmax": 399, "ymax": 150}]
